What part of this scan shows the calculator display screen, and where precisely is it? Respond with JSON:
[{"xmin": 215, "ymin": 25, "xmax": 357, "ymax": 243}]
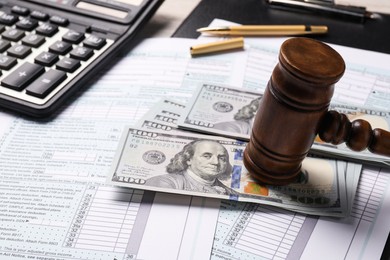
[
  {"xmin": 39, "ymin": 0, "xmax": 71, "ymax": 4},
  {"xmin": 113, "ymin": 0, "xmax": 144, "ymax": 6},
  {"xmin": 29, "ymin": 0, "xmax": 140, "ymax": 23},
  {"xmin": 38, "ymin": 0, "xmax": 142, "ymax": 6}
]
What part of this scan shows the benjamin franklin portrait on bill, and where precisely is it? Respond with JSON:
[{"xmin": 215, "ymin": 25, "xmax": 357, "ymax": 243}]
[{"xmin": 145, "ymin": 139, "xmax": 233, "ymax": 194}]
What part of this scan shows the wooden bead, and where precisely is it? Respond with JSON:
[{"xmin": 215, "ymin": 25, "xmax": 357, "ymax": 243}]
[
  {"xmin": 318, "ymin": 111, "xmax": 351, "ymax": 145},
  {"xmin": 368, "ymin": 128, "xmax": 390, "ymax": 156},
  {"xmin": 346, "ymin": 119, "xmax": 372, "ymax": 151},
  {"xmin": 333, "ymin": 113, "xmax": 351, "ymax": 145},
  {"xmin": 318, "ymin": 111, "xmax": 339, "ymax": 143}
]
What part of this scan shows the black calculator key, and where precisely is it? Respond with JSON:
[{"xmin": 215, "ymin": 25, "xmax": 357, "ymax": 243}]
[
  {"xmin": 56, "ymin": 57, "xmax": 80, "ymax": 72},
  {"xmin": 36, "ymin": 23, "xmax": 58, "ymax": 36},
  {"xmin": 50, "ymin": 16, "xmax": 69, "ymax": 26},
  {"xmin": 83, "ymin": 35, "xmax": 106, "ymax": 50},
  {"xmin": 16, "ymin": 18, "xmax": 38, "ymax": 31},
  {"xmin": 0, "ymin": 39, "xmax": 11, "ymax": 52},
  {"xmin": 35, "ymin": 51, "xmax": 59, "ymax": 66},
  {"xmin": 2, "ymin": 28, "xmax": 25, "ymax": 41},
  {"xmin": 0, "ymin": 54, "xmax": 17, "ymax": 70},
  {"xmin": 11, "ymin": 6, "xmax": 30, "ymax": 16},
  {"xmin": 62, "ymin": 30, "xmax": 84, "ymax": 44},
  {"xmin": 30, "ymin": 10, "xmax": 49, "ymax": 21},
  {"xmin": 0, "ymin": 25, "xmax": 5, "ymax": 34},
  {"xmin": 7, "ymin": 44, "xmax": 32, "ymax": 59},
  {"xmin": 1, "ymin": 62, "xmax": 44, "ymax": 91},
  {"xmin": 49, "ymin": 41, "xmax": 72, "ymax": 55},
  {"xmin": 0, "ymin": 13, "xmax": 18, "ymax": 25},
  {"xmin": 26, "ymin": 69, "xmax": 67, "ymax": 98},
  {"xmin": 69, "ymin": 46, "xmax": 94, "ymax": 61},
  {"xmin": 22, "ymin": 34, "xmax": 45, "ymax": 47}
]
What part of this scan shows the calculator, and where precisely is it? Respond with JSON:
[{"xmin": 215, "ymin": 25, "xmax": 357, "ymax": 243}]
[{"xmin": 0, "ymin": 0, "xmax": 163, "ymax": 117}]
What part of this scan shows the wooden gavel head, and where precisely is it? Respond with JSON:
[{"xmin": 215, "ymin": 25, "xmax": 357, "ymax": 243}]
[{"xmin": 243, "ymin": 37, "xmax": 390, "ymax": 185}]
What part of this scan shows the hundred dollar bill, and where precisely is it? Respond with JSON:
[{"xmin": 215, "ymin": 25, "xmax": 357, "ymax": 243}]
[
  {"xmin": 139, "ymin": 98, "xmax": 186, "ymax": 127},
  {"xmin": 293, "ymin": 156, "xmax": 361, "ymax": 216},
  {"xmin": 136, "ymin": 98, "xmax": 187, "ymax": 132},
  {"xmin": 178, "ymin": 84, "xmax": 261, "ymax": 140},
  {"xmin": 137, "ymin": 98, "xmax": 361, "ymax": 216},
  {"xmin": 178, "ymin": 84, "xmax": 390, "ymax": 167},
  {"xmin": 107, "ymin": 127, "xmax": 361, "ymax": 217}
]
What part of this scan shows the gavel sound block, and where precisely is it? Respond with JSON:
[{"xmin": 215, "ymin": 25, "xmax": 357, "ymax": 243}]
[{"xmin": 243, "ymin": 37, "xmax": 390, "ymax": 185}]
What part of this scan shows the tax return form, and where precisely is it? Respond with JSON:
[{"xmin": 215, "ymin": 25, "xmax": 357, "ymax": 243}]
[
  {"xmin": 0, "ymin": 40, "xmax": 222, "ymax": 259},
  {"xmin": 1, "ymin": 33, "xmax": 390, "ymax": 259}
]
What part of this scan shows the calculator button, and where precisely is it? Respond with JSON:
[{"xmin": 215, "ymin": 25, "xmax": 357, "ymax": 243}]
[
  {"xmin": 2, "ymin": 28, "xmax": 25, "ymax": 41},
  {"xmin": 49, "ymin": 41, "xmax": 72, "ymax": 55},
  {"xmin": 69, "ymin": 46, "xmax": 93, "ymax": 61},
  {"xmin": 0, "ymin": 54, "xmax": 17, "ymax": 70},
  {"xmin": 83, "ymin": 35, "xmax": 106, "ymax": 50},
  {"xmin": 36, "ymin": 23, "xmax": 58, "ymax": 36},
  {"xmin": 62, "ymin": 30, "xmax": 84, "ymax": 44},
  {"xmin": 1, "ymin": 62, "xmax": 44, "ymax": 91},
  {"xmin": 0, "ymin": 39, "xmax": 11, "ymax": 52},
  {"xmin": 35, "ymin": 51, "xmax": 59, "ymax": 66},
  {"xmin": 0, "ymin": 13, "xmax": 18, "ymax": 25},
  {"xmin": 50, "ymin": 16, "xmax": 69, "ymax": 26},
  {"xmin": 56, "ymin": 57, "xmax": 80, "ymax": 72},
  {"xmin": 30, "ymin": 10, "xmax": 49, "ymax": 21},
  {"xmin": 11, "ymin": 6, "xmax": 30, "ymax": 16},
  {"xmin": 7, "ymin": 44, "xmax": 32, "ymax": 59},
  {"xmin": 22, "ymin": 34, "xmax": 45, "ymax": 48},
  {"xmin": 26, "ymin": 69, "xmax": 67, "ymax": 98},
  {"xmin": 16, "ymin": 17, "xmax": 38, "ymax": 31},
  {"xmin": 0, "ymin": 25, "xmax": 5, "ymax": 34}
]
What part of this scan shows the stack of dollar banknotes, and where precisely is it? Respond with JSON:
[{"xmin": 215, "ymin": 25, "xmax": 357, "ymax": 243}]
[{"xmin": 107, "ymin": 84, "xmax": 390, "ymax": 217}]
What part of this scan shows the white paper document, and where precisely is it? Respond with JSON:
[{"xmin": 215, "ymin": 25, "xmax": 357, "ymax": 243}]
[
  {"xmin": 0, "ymin": 38, "xmax": 223, "ymax": 260},
  {"xmin": 211, "ymin": 167, "xmax": 390, "ymax": 260},
  {"xmin": 1, "ymin": 34, "xmax": 390, "ymax": 260},
  {"xmin": 201, "ymin": 19, "xmax": 390, "ymax": 111}
]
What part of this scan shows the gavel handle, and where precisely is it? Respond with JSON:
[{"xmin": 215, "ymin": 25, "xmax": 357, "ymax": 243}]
[{"xmin": 318, "ymin": 111, "xmax": 390, "ymax": 157}]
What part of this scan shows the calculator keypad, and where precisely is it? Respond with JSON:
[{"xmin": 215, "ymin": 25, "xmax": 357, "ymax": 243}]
[{"xmin": 0, "ymin": 5, "xmax": 113, "ymax": 102}]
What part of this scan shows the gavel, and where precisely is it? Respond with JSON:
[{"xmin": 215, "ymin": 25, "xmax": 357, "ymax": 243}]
[{"xmin": 243, "ymin": 37, "xmax": 390, "ymax": 185}]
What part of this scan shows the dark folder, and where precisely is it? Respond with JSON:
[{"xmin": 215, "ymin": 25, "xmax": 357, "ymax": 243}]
[{"xmin": 172, "ymin": 0, "xmax": 390, "ymax": 54}]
